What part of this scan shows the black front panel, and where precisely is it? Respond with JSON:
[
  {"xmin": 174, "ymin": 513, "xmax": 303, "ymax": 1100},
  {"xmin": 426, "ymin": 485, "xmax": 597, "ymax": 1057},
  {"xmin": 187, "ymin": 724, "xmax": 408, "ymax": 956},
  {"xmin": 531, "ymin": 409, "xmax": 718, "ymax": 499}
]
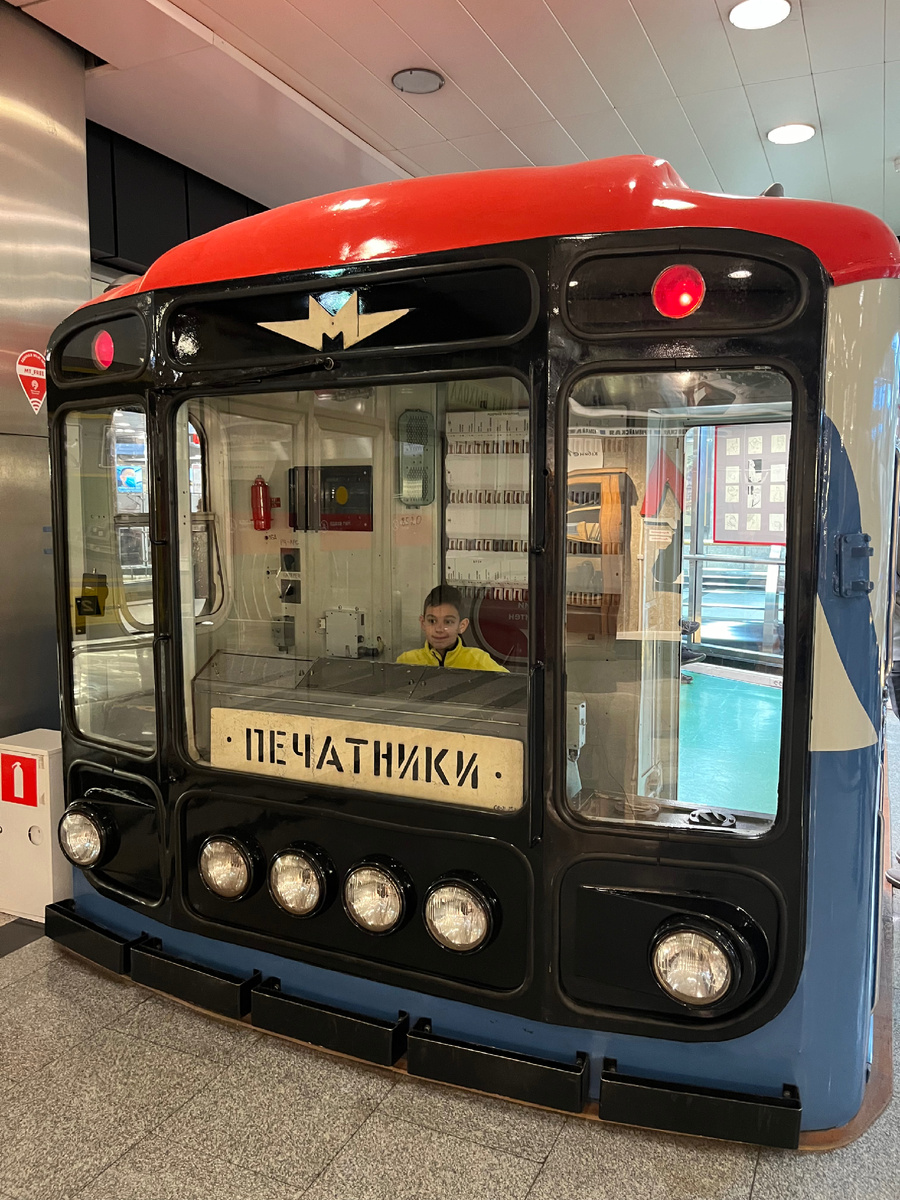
[
  {"xmin": 167, "ymin": 262, "xmax": 537, "ymax": 369},
  {"xmin": 181, "ymin": 791, "xmax": 531, "ymax": 992},
  {"xmin": 44, "ymin": 230, "xmax": 825, "ymax": 1042},
  {"xmin": 55, "ymin": 313, "xmax": 148, "ymax": 382},
  {"xmin": 565, "ymin": 251, "xmax": 804, "ymax": 335}
]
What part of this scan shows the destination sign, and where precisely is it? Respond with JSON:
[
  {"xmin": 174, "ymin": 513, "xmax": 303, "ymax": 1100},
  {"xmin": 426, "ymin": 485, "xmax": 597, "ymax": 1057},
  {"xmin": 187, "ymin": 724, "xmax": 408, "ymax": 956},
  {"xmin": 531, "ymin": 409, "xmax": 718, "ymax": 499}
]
[{"xmin": 210, "ymin": 708, "xmax": 524, "ymax": 811}]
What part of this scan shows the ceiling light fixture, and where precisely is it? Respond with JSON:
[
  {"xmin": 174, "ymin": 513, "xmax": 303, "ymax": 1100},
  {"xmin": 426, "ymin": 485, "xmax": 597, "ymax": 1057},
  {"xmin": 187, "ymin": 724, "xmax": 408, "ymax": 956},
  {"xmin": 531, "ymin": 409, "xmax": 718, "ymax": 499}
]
[
  {"xmin": 729, "ymin": 0, "xmax": 791, "ymax": 30},
  {"xmin": 767, "ymin": 123, "xmax": 815, "ymax": 144},
  {"xmin": 391, "ymin": 68, "xmax": 444, "ymax": 95}
]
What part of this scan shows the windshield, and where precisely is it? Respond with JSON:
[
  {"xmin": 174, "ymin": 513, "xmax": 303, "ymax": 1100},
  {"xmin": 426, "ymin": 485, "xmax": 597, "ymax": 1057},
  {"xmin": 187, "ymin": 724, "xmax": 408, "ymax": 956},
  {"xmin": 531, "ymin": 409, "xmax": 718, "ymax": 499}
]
[{"xmin": 176, "ymin": 377, "xmax": 531, "ymax": 813}]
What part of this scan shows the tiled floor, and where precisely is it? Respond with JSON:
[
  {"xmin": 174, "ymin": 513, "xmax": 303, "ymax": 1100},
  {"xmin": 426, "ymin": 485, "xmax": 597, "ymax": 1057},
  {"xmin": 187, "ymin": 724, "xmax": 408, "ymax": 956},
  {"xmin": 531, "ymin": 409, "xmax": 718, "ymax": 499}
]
[{"xmin": 0, "ymin": 734, "xmax": 898, "ymax": 1200}]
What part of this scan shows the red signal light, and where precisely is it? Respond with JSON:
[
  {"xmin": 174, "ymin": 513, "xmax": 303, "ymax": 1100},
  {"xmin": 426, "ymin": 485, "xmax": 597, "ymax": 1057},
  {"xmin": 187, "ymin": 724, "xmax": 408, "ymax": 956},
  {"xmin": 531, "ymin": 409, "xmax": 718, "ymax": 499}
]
[
  {"xmin": 652, "ymin": 265, "xmax": 706, "ymax": 319},
  {"xmin": 91, "ymin": 330, "xmax": 115, "ymax": 370}
]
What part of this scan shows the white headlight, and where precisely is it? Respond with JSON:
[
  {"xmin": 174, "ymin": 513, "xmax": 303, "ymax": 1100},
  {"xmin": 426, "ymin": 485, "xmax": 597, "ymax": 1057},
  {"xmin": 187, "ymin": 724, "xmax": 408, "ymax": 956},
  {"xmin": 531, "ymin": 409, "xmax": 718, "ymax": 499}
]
[
  {"xmin": 343, "ymin": 864, "xmax": 405, "ymax": 933},
  {"xmin": 59, "ymin": 809, "xmax": 104, "ymax": 867},
  {"xmin": 199, "ymin": 838, "xmax": 252, "ymax": 899},
  {"xmin": 425, "ymin": 881, "xmax": 492, "ymax": 951},
  {"xmin": 269, "ymin": 849, "xmax": 325, "ymax": 916},
  {"xmin": 652, "ymin": 928, "xmax": 733, "ymax": 1005}
]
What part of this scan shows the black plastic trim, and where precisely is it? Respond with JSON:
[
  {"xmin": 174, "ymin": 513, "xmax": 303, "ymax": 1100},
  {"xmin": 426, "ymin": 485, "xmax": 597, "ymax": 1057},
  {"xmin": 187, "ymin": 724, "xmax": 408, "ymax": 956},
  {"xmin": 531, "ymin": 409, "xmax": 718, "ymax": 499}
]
[
  {"xmin": 599, "ymin": 1059, "xmax": 801, "ymax": 1148},
  {"xmin": 251, "ymin": 977, "xmax": 408, "ymax": 1065},
  {"xmin": 129, "ymin": 937, "xmax": 261, "ymax": 1018},
  {"xmin": 407, "ymin": 1017, "xmax": 589, "ymax": 1112},
  {"xmin": 44, "ymin": 900, "xmax": 139, "ymax": 975}
]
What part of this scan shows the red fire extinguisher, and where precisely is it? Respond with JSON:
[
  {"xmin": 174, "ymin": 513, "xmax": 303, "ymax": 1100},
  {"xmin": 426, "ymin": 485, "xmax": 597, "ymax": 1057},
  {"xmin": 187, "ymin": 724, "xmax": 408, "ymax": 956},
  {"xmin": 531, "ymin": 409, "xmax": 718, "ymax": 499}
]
[{"xmin": 251, "ymin": 475, "xmax": 271, "ymax": 530}]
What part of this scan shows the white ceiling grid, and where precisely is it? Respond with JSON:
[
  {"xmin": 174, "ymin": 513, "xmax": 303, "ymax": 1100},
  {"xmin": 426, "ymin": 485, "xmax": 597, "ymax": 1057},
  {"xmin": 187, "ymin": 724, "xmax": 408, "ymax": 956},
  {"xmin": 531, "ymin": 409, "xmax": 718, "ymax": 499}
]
[{"xmin": 13, "ymin": 0, "xmax": 900, "ymax": 232}]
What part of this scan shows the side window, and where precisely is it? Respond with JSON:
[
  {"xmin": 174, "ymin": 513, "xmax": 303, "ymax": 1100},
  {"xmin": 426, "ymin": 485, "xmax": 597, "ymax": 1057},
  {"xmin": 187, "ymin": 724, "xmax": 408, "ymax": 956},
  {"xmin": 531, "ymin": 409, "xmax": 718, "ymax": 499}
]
[
  {"xmin": 564, "ymin": 369, "xmax": 792, "ymax": 836},
  {"xmin": 65, "ymin": 406, "xmax": 155, "ymax": 750}
]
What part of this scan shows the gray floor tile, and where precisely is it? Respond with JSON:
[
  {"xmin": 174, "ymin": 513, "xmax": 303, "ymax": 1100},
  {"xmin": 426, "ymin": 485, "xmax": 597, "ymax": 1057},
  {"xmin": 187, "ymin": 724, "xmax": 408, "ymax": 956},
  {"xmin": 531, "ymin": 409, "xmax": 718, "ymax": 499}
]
[
  {"xmin": 0, "ymin": 954, "xmax": 144, "ymax": 1100},
  {"xmin": 752, "ymin": 1093, "xmax": 900, "ymax": 1200},
  {"xmin": 0, "ymin": 1028, "xmax": 213, "ymax": 1200},
  {"xmin": 527, "ymin": 1117, "xmax": 757, "ymax": 1200},
  {"xmin": 380, "ymin": 1074, "xmax": 564, "ymax": 1161},
  {"xmin": 110, "ymin": 992, "xmax": 262, "ymax": 1064},
  {"xmin": 303, "ymin": 1110, "xmax": 540, "ymax": 1200},
  {"xmin": 0, "ymin": 912, "xmax": 16, "ymax": 927},
  {"xmin": 156, "ymin": 1033, "xmax": 396, "ymax": 1190},
  {"xmin": 0, "ymin": 935, "xmax": 64, "ymax": 994},
  {"xmin": 74, "ymin": 1128, "xmax": 300, "ymax": 1200}
]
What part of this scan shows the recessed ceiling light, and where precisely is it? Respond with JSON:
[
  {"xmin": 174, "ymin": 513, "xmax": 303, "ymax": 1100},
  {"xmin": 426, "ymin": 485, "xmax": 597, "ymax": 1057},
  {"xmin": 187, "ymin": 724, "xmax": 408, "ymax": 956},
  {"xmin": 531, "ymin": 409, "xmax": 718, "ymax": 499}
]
[
  {"xmin": 391, "ymin": 68, "xmax": 444, "ymax": 95},
  {"xmin": 729, "ymin": 0, "xmax": 791, "ymax": 29},
  {"xmin": 767, "ymin": 123, "xmax": 815, "ymax": 144}
]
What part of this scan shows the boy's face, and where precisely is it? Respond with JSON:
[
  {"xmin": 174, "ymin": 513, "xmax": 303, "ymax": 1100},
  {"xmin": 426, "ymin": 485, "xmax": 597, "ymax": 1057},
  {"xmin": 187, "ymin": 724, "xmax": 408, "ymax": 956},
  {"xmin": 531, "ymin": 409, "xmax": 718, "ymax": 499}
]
[{"xmin": 420, "ymin": 603, "xmax": 469, "ymax": 651}]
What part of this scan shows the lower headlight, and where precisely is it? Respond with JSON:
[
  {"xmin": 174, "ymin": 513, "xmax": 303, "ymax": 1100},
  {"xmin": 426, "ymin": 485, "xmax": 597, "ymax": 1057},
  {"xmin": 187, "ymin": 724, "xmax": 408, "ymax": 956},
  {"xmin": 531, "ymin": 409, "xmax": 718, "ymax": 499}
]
[
  {"xmin": 269, "ymin": 848, "xmax": 327, "ymax": 916},
  {"xmin": 58, "ymin": 807, "xmax": 105, "ymax": 868},
  {"xmin": 343, "ymin": 863, "xmax": 407, "ymax": 933},
  {"xmin": 651, "ymin": 927, "xmax": 734, "ymax": 1006},
  {"xmin": 199, "ymin": 837, "xmax": 253, "ymax": 900},
  {"xmin": 424, "ymin": 880, "xmax": 493, "ymax": 951}
]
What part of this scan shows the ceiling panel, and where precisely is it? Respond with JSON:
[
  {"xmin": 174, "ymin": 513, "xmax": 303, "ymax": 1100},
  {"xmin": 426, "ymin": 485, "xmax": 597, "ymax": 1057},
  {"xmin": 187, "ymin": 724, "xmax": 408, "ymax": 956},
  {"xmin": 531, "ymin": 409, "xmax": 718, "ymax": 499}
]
[
  {"xmin": 193, "ymin": 0, "xmax": 445, "ymax": 150},
  {"xmin": 505, "ymin": 120, "xmax": 586, "ymax": 166},
  {"xmin": 882, "ymin": 61, "xmax": 900, "ymax": 229},
  {"xmin": 562, "ymin": 110, "xmax": 643, "ymax": 159},
  {"xmin": 712, "ymin": 0, "xmax": 811, "ymax": 86},
  {"xmin": 680, "ymin": 88, "xmax": 773, "ymax": 196},
  {"xmin": 23, "ymin": 0, "xmax": 210, "ymax": 68},
  {"xmin": 616, "ymin": 100, "xmax": 720, "ymax": 191},
  {"xmin": 86, "ymin": 44, "xmax": 404, "ymax": 207},
  {"xmin": 173, "ymin": 0, "xmax": 398, "ymax": 158},
  {"xmin": 816, "ymin": 65, "xmax": 884, "ymax": 214},
  {"xmin": 16, "ymin": 0, "xmax": 900, "ymax": 232},
  {"xmin": 450, "ymin": 129, "xmax": 533, "ymax": 168},
  {"xmin": 458, "ymin": 0, "xmax": 613, "ymax": 119},
  {"xmin": 402, "ymin": 140, "xmax": 479, "ymax": 175},
  {"xmin": 375, "ymin": 0, "xmax": 552, "ymax": 128},
  {"xmin": 545, "ymin": 0, "xmax": 677, "ymax": 106},
  {"xmin": 744, "ymin": 75, "xmax": 831, "ymax": 201},
  {"xmin": 290, "ymin": 0, "xmax": 496, "ymax": 141},
  {"xmin": 802, "ymin": 0, "xmax": 884, "ymax": 74},
  {"xmin": 631, "ymin": 0, "xmax": 741, "ymax": 97},
  {"xmin": 887, "ymin": 0, "xmax": 900, "ymax": 64}
]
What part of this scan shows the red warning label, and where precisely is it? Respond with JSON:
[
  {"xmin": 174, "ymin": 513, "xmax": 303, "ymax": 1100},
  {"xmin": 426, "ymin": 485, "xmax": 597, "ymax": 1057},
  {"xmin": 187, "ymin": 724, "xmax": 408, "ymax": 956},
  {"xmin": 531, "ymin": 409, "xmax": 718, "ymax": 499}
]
[
  {"xmin": 0, "ymin": 754, "xmax": 38, "ymax": 806},
  {"xmin": 15, "ymin": 350, "xmax": 47, "ymax": 415}
]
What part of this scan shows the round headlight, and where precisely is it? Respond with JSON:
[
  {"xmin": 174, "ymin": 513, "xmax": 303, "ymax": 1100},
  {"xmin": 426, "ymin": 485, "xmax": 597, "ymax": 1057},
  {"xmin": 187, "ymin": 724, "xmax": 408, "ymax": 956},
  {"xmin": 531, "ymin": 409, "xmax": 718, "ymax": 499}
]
[
  {"xmin": 343, "ymin": 862, "xmax": 408, "ymax": 933},
  {"xmin": 424, "ymin": 880, "xmax": 493, "ymax": 951},
  {"xmin": 199, "ymin": 837, "xmax": 253, "ymax": 900},
  {"xmin": 651, "ymin": 927, "xmax": 734, "ymax": 1006},
  {"xmin": 269, "ymin": 848, "xmax": 328, "ymax": 916},
  {"xmin": 58, "ymin": 807, "xmax": 105, "ymax": 868}
]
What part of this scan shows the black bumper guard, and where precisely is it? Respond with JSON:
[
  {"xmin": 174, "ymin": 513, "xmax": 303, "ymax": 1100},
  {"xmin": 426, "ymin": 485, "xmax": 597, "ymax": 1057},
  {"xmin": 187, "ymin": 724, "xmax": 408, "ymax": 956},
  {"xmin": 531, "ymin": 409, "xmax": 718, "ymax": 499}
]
[
  {"xmin": 45, "ymin": 900, "xmax": 141, "ymax": 976},
  {"xmin": 600, "ymin": 1058, "xmax": 802, "ymax": 1149},
  {"xmin": 44, "ymin": 904, "xmax": 803, "ymax": 1145},
  {"xmin": 407, "ymin": 1018, "xmax": 590, "ymax": 1113},
  {"xmin": 130, "ymin": 937, "xmax": 261, "ymax": 1019},
  {"xmin": 251, "ymin": 976, "xmax": 408, "ymax": 1066}
]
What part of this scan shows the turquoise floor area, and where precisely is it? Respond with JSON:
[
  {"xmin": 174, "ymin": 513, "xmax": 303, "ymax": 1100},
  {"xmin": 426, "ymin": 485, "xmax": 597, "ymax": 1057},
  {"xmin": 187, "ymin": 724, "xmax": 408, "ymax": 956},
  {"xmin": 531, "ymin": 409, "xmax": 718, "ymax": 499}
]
[{"xmin": 678, "ymin": 670, "xmax": 782, "ymax": 815}]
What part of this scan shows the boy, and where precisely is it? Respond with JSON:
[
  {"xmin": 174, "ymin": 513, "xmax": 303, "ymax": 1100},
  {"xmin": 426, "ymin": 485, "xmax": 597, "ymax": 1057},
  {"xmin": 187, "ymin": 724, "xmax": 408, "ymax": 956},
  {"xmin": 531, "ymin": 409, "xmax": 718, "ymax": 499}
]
[{"xmin": 397, "ymin": 585, "xmax": 508, "ymax": 672}]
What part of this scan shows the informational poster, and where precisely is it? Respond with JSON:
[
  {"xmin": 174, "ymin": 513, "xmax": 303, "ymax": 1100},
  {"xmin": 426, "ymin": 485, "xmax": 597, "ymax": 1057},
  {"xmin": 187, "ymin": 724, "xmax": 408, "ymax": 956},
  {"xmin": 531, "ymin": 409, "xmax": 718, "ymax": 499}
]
[{"xmin": 713, "ymin": 423, "xmax": 790, "ymax": 546}]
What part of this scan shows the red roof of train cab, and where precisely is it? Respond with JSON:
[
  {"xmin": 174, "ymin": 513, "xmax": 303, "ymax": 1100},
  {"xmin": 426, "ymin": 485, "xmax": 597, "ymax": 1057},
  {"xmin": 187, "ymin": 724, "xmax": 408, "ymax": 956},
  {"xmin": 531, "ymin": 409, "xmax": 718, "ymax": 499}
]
[{"xmin": 87, "ymin": 155, "xmax": 900, "ymax": 307}]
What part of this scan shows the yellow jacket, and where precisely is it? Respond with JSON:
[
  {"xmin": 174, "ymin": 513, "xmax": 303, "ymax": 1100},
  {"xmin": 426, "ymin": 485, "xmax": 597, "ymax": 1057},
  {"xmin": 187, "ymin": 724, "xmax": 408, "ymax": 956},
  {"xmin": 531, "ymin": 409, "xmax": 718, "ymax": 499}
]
[{"xmin": 396, "ymin": 638, "xmax": 508, "ymax": 672}]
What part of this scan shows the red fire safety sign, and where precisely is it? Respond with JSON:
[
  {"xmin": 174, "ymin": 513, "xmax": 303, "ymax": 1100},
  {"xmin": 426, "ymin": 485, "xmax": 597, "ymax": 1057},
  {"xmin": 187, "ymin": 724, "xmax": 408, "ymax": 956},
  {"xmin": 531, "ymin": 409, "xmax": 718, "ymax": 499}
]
[
  {"xmin": 0, "ymin": 754, "xmax": 38, "ymax": 806},
  {"xmin": 15, "ymin": 350, "xmax": 47, "ymax": 415}
]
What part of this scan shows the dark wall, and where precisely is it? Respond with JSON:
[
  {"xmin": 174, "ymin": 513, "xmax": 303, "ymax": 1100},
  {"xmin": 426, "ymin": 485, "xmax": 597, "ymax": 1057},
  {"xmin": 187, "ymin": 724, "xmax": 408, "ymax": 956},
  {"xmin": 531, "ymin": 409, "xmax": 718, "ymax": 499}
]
[{"xmin": 87, "ymin": 122, "xmax": 267, "ymax": 273}]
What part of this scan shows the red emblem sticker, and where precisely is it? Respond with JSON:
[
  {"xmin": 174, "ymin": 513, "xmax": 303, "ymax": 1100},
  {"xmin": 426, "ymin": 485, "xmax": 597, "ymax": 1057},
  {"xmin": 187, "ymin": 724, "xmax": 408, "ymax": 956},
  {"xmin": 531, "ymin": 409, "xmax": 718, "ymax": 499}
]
[
  {"xmin": 0, "ymin": 753, "xmax": 38, "ymax": 806},
  {"xmin": 15, "ymin": 350, "xmax": 47, "ymax": 414}
]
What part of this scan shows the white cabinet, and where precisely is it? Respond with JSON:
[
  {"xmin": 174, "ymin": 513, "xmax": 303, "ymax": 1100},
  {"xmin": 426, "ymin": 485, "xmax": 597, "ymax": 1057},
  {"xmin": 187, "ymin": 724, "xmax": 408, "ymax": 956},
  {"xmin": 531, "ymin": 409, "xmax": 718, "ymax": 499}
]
[{"xmin": 0, "ymin": 729, "xmax": 70, "ymax": 921}]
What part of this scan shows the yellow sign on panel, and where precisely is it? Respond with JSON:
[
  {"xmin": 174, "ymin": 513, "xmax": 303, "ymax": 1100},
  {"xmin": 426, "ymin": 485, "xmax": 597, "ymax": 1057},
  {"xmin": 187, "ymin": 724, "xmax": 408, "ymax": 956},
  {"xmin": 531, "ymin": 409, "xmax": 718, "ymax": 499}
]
[{"xmin": 210, "ymin": 708, "xmax": 524, "ymax": 812}]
